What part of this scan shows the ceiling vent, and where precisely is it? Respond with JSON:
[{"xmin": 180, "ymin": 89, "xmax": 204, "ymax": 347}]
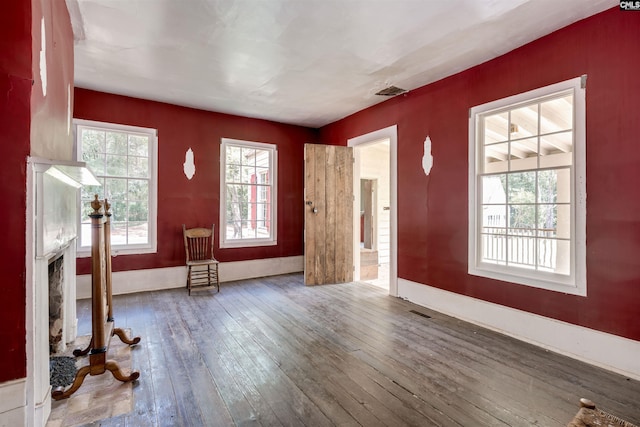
[{"xmin": 375, "ymin": 85, "xmax": 407, "ymax": 96}]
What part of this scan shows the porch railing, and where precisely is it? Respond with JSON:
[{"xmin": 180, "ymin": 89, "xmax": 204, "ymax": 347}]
[{"xmin": 481, "ymin": 227, "xmax": 557, "ymax": 269}]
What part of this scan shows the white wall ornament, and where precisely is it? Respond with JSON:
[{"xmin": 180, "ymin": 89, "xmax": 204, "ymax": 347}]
[
  {"xmin": 183, "ymin": 148, "xmax": 195, "ymax": 180},
  {"xmin": 422, "ymin": 136, "xmax": 433, "ymax": 176}
]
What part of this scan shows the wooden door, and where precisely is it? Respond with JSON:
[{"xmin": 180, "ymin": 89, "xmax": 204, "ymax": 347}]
[{"xmin": 304, "ymin": 144, "xmax": 354, "ymax": 285}]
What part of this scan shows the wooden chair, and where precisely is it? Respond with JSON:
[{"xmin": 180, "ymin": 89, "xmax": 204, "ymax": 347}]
[{"xmin": 183, "ymin": 224, "xmax": 220, "ymax": 295}]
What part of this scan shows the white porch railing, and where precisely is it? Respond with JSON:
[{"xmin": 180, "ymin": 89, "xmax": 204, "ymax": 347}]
[{"xmin": 481, "ymin": 227, "xmax": 557, "ymax": 269}]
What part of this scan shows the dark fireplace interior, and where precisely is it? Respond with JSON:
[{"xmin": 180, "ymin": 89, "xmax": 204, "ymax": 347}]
[{"xmin": 49, "ymin": 255, "xmax": 64, "ymax": 353}]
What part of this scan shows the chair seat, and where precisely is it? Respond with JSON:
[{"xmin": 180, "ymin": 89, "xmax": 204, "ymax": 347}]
[{"xmin": 186, "ymin": 259, "xmax": 219, "ymax": 266}]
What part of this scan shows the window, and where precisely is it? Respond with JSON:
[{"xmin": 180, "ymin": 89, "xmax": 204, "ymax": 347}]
[
  {"xmin": 74, "ymin": 119, "xmax": 158, "ymax": 255},
  {"xmin": 220, "ymin": 138, "xmax": 277, "ymax": 248},
  {"xmin": 468, "ymin": 77, "xmax": 586, "ymax": 295}
]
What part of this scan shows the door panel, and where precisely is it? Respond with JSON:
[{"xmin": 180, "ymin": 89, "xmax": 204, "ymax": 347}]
[{"xmin": 304, "ymin": 144, "xmax": 353, "ymax": 285}]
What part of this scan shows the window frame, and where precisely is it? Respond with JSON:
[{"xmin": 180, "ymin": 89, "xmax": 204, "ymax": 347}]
[
  {"xmin": 74, "ymin": 119, "xmax": 158, "ymax": 257},
  {"xmin": 220, "ymin": 138, "xmax": 278, "ymax": 248},
  {"xmin": 468, "ymin": 77, "xmax": 586, "ymax": 296}
]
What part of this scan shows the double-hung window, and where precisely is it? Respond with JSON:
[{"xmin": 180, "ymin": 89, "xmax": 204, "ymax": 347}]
[
  {"xmin": 468, "ymin": 77, "xmax": 586, "ymax": 295},
  {"xmin": 220, "ymin": 138, "xmax": 277, "ymax": 248},
  {"xmin": 74, "ymin": 119, "xmax": 158, "ymax": 256}
]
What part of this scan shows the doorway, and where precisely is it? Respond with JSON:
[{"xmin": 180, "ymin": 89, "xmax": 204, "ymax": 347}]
[{"xmin": 348, "ymin": 125, "xmax": 397, "ymax": 295}]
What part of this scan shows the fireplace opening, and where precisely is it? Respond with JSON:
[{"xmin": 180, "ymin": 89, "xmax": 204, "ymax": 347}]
[{"xmin": 49, "ymin": 254, "xmax": 64, "ymax": 354}]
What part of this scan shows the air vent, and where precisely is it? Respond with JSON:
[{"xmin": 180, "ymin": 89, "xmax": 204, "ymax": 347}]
[
  {"xmin": 409, "ymin": 310, "xmax": 431, "ymax": 319},
  {"xmin": 375, "ymin": 85, "xmax": 407, "ymax": 96}
]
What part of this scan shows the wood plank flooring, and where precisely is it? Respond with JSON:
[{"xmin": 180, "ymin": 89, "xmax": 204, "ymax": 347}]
[{"xmin": 75, "ymin": 273, "xmax": 640, "ymax": 426}]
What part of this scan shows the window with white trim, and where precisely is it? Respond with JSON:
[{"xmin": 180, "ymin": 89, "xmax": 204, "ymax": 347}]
[
  {"xmin": 74, "ymin": 119, "xmax": 158, "ymax": 256},
  {"xmin": 220, "ymin": 138, "xmax": 277, "ymax": 248},
  {"xmin": 468, "ymin": 77, "xmax": 586, "ymax": 295}
]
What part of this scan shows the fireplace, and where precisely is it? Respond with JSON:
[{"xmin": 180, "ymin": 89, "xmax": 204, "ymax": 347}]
[{"xmin": 26, "ymin": 158, "xmax": 99, "ymax": 425}]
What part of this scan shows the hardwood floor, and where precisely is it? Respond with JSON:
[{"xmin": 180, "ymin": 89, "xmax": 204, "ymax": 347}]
[{"xmin": 75, "ymin": 273, "xmax": 640, "ymax": 426}]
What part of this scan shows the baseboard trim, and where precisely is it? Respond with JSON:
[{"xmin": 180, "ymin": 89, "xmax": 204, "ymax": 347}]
[
  {"xmin": 76, "ymin": 255, "xmax": 304, "ymax": 298},
  {"xmin": 398, "ymin": 278, "xmax": 640, "ymax": 381},
  {"xmin": 0, "ymin": 378, "xmax": 26, "ymax": 426}
]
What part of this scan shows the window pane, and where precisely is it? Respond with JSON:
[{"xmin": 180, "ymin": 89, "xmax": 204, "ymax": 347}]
[
  {"xmin": 129, "ymin": 179, "xmax": 149, "ymax": 202},
  {"xmin": 127, "ymin": 221, "xmax": 148, "ymax": 244},
  {"xmin": 538, "ymin": 204, "xmax": 571, "ymax": 239},
  {"xmin": 483, "ymin": 112, "xmax": 509, "ymax": 144},
  {"xmin": 106, "ymin": 154, "xmax": 127, "ymax": 176},
  {"xmin": 508, "ymin": 172, "xmax": 536, "ymax": 204},
  {"xmin": 226, "ymin": 163, "xmax": 241, "ymax": 183},
  {"xmin": 255, "ymin": 150, "xmax": 270, "ymax": 167},
  {"xmin": 482, "ymin": 205, "xmax": 506, "ymax": 228},
  {"xmin": 226, "ymin": 146, "xmax": 242, "ymax": 165},
  {"xmin": 256, "ymin": 167, "xmax": 269, "ymax": 183},
  {"xmin": 540, "ymin": 94, "xmax": 573, "ymax": 134},
  {"xmin": 538, "ymin": 169, "xmax": 570, "ymax": 204},
  {"xmin": 507, "ymin": 233, "xmax": 536, "ymax": 267},
  {"xmin": 80, "ymin": 223, "xmax": 92, "ymax": 247},
  {"xmin": 82, "ymin": 129, "xmax": 105, "ymax": 152},
  {"xmin": 81, "ymin": 181, "xmax": 104, "ymax": 206},
  {"xmin": 481, "ymin": 234, "xmax": 506, "ymax": 264},
  {"xmin": 483, "ymin": 143, "xmax": 509, "ymax": 173},
  {"xmin": 482, "ymin": 175, "xmax": 506, "ymax": 204},
  {"xmin": 242, "ymin": 148, "xmax": 256, "ymax": 165},
  {"xmin": 128, "ymin": 156, "xmax": 149, "ymax": 178},
  {"xmin": 241, "ymin": 221, "xmax": 256, "ymax": 238},
  {"xmin": 241, "ymin": 166, "xmax": 255, "ymax": 184},
  {"xmin": 127, "ymin": 201, "xmax": 148, "ymax": 222},
  {"xmin": 110, "ymin": 222, "xmax": 127, "ymax": 245},
  {"xmin": 510, "ymin": 104, "xmax": 538, "ymax": 137},
  {"xmin": 106, "ymin": 132, "xmax": 127, "ymax": 155},
  {"xmin": 511, "ymin": 137, "xmax": 539, "ymax": 157},
  {"xmin": 128, "ymin": 135, "xmax": 149, "ymax": 156},
  {"xmin": 509, "ymin": 138, "xmax": 540, "ymax": 172},
  {"xmin": 508, "ymin": 205, "xmax": 536, "ymax": 231},
  {"xmin": 537, "ymin": 204, "xmax": 556, "ymax": 236},
  {"xmin": 555, "ymin": 239, "xmax": 571, "ymax": 275},
  {"xmin": 105, "ymin": 178, "xmax": 127, "ymax": 201},
  {"xmin": 226, "ymin": 220, "xmax": 241, "ymax": 240},
  {"xmin": 540, "ymin": 131, "xmax": 573, "ymax": 168}
]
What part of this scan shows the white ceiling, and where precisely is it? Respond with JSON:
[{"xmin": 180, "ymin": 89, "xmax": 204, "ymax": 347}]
[{"xmin": 66, "ymin": 0, "xmax": 616, "ymax": 128}]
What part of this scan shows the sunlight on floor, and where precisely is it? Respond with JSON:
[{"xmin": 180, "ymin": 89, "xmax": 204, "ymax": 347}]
[{"xmin": 361, "ymin": 262, "xmax": 389, "ymax": 290}]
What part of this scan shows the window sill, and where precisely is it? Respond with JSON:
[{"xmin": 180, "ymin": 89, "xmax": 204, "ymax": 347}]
[
  {"xmin": 220, "ymin": 239, "xmax": 277, "ymax": 249},
  {"xmin": 469, "ymin": 264, "xmax": 586, "ymax": 296},
  {"xmin": 76, "ymin": 246, "xmax": 157, "ymax": 258}
]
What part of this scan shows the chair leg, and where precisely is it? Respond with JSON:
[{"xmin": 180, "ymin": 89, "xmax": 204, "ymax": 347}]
[
  {"xmin": 187, "ymin": 266, "xmax": 192, "ymax": 295},
  {"xmin": 215, "ymin": 264, "xmax": 220, "ymax": 292},
  {"xmin": 207, "ymin": 265, "xmax": 211, "ymax": 287}
]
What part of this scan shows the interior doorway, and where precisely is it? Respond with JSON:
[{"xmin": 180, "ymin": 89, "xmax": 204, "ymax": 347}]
[{"xmin": 348, "ymin": 125, "xmax": 397, "ymax": 295}]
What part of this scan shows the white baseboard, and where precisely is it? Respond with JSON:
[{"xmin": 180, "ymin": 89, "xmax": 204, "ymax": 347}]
[
  {"xmin": 398, "ymin": 278, "xmax": 640, "ymax": 381},
  {"xmin": 77, "ymin": 255, "xmax": 304, "ymax": 298},
  {"xmin": 0, "ymin": 378, "xmax": 25, "ymax": 427}
]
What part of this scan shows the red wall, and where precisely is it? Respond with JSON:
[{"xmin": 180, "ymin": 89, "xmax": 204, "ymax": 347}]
[
  {"xmin": 31, "ymin": 0, "xmax": 75, "ymax": 158},
  {"xmin": 0, "ymin": 1, "xmax": 32, "ymax": 383},
  {"xmin": 319, "ymin": 8, "xmax": 640, "ymax": 342},
  {"xmin": 74, "ymin": 90, "xmax": 318, "ymax": 275},
  {"xmin": 0, "ymin": 0, "xmax": 74, "ymax": 383}
]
